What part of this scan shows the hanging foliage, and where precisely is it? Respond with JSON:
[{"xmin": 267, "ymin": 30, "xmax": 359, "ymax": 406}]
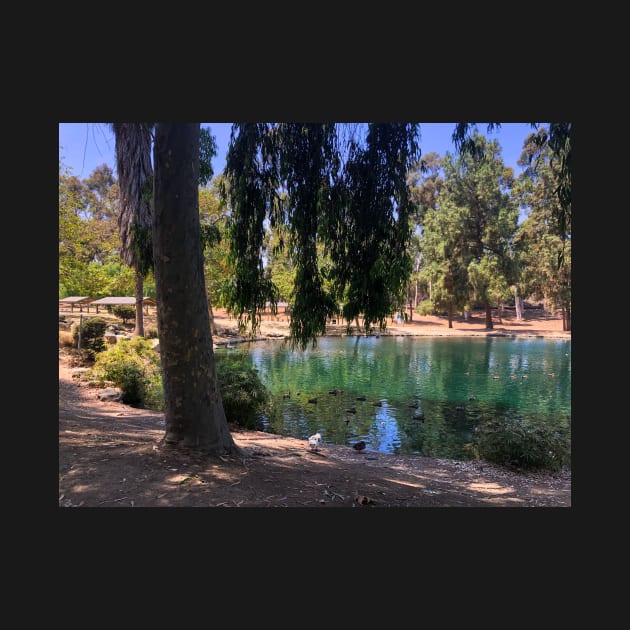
[
  {"xmin": 113, "ymin": 123, "xmax": 154, "ymax": 277},
  {"xmin": 221, "ymin": 122, "xmax": 421, "ymax": 348},
  {"xmin": 221, "ymin": 124, "xmax": 280, "ymax": 336}
]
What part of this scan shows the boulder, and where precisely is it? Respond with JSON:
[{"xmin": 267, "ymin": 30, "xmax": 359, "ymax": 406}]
[{"xmin": 96, "ymin": 387, "xmax": 123, "ymax": 402}]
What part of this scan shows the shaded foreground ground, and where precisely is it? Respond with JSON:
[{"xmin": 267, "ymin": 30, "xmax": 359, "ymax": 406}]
[{"xmin": 58, "ymin": 310, "xmax": 570, "ymax": 508}]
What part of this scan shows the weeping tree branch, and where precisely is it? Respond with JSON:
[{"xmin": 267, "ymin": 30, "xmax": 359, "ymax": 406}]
[{"xmin": 221, "ymin": 122, "xmax": 421, "ymax": 349}]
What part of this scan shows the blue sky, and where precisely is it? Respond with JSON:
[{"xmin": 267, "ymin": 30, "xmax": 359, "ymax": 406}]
[{"xmin": 58, "ymin": 122, "xmax": 540, "ymax": 181}]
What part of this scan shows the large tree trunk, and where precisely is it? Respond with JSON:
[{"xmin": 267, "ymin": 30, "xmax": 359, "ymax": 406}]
[
  {"xmin": 447, "ymin": 303, "xmax": 453, "ymax": 328},
  {"xmin": 134, "ymin": 270, "xmax": 145, "ymax": 337},
  {"xmin": 484, "ymin": 301, "xmax": 493, "ymax": 329},
  {"xmin": 153, "ymin": 123, "xmax": 238, "ymax": 454}
]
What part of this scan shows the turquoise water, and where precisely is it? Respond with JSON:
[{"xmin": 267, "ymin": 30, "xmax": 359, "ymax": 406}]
[{"xmin": 221, "ymin": 336, "xmax": 571, "ymax": 461}]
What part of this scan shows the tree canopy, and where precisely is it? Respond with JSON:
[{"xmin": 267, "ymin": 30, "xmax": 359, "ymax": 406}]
[{"xmin": 221, "ymin": 122, "xmax": 421, "ymax": 348}]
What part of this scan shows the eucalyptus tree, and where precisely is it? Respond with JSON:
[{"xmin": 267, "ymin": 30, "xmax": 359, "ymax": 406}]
[
  {"xmin": 113, "ymin": 124, "xmax": 217, "ymax": 337},
  {"xmin": 110, "ymin": 124, "xmax": 237, "ymax": 453},
  {"xmin": 514, "ymin": 128, "xmax": 571, "ymax": 330},
  {"xmin": 222, "ymin": 122, "xmax": 421, "ymax": 347},
  {"xmin": 59, "ymin": 161, "xmax": 89, "ymax": 295},
  {"xmin": 112, "ymin": 123, "xmax": 154, "ymax": 337},
  {"xmin": 107, "ymin": 122, "xmax": 419, "ymax": 455},
  {"xmin": 438, "ymin": 133, "xmax": 519, "ymax": 329},
  {"xmin": 59, "ymin": 160, "xmax": 124, "ymax": 297},
  {"xmin": 84, "ymin": 164, "xmax": 118, "ymax": 220},
  {"xmin": 329, "ymin": 124, "xmax": 419, "ymax": 335},
  {"xmin": 453, "ymin": 122, "xmax": 571, "ymax": 251},
  {"xmin": 152, "ymin": 123, "xmax": 238, "ymax": 453}
]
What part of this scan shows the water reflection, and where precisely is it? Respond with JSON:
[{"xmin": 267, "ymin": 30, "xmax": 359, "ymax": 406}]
[{"xmin": 220, "ymin": 335, "xmax": 571, "ymax": 460}]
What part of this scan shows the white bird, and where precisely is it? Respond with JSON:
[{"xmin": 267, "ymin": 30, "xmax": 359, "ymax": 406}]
[{"xmin": 308, "ymin": 433, "xmax": 322, "ymax": 451}]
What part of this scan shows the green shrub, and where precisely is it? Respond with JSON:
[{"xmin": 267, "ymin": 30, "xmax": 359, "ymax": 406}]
[
  {"xmin": 473, "ymin": 413, "xmax": 570, "ymax": 472},
  {"xmin": 145, "ymin": 327, "xmax": 159, "ymax": 339},
  {"xmin": 89, "ymin": 337, "xmax": 162, "ymax": 408},
  {"xmin": 143, "ymin": 369, "xmax": 165, "ymax": 411},
  {"xmin": 416, "ymin": 300, "xmax": 435, "ymax": 316},
  {"xmin": 86, "ymin": 342, "xmax": 270, "ymax": 427},
  {"xmin": 112, "ymin": 305, "xmax": 136, "ymax": 324},
  {"xmin": 215, "ymin": 353, "xmax": 269, "ymax": 430},
  {"xmin": 72, "ymin": 317, "xmax": 107, "ymax": 359}
]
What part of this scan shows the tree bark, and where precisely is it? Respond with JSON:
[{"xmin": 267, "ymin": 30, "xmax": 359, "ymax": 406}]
[
  {"xmin": 153, "ymin": 123, "xmax": 238, "ymax": 454},
  {"xmin": 134, "ymin": 270, "xmax": 145, "ymax": 337},
  {"xmin": 447, "ymin": 303, "xmax": 453, "ymax": 328},
  {"xmin": 514, "ymin": 286, "xmax": 523, "ymax": 321},
  {"xmin": 209, "ymin": 301, "xmax": 217, "ymax": 336},
  {"xmin": 484, "ymin": 301, "xmax": 493, "ymax": 329}
]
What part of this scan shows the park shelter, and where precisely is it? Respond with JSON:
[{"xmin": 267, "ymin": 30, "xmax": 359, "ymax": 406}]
[
  {"xmin": 59, "ymin": 296, "xmax": 95, "ymax": 312},
  {"xmin": 90, "ymin": 296, "xmax": 157, "ymax": 315}
]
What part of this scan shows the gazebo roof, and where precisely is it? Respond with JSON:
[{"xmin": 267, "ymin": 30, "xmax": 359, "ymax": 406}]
[
  {"xmin": 59, "ymin": 296, "xmax": 94, "ymax": 303},
  {"xmin": 90, "ymin": 296, "xmax": 156, "ymax": 306}
]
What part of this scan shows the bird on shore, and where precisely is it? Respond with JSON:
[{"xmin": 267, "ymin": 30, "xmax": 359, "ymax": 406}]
[
  {"xmin": 372, "ymin": 401, "xmax": 382, "ymax": 407},
  {"xmin": 343, "ymin": 416, "xmax": 350, "ymax": 424},
  {"xmin": 356, "ymin": 395, "xmax": 366, "ymax": 401},
  {"xmin": 468, "ymin": 394, "xmax": 476, "ymax": 401},
  {"xmin": 308, "ymin": 397, "xmax": 317, "ymax": 404},
  {"xmin": 353, "ymin": 440, "xmax": 367, "ymax": 452},
  {"xmin": 308, "ymin": 433, "xmax": 322, "ymax": 451},
  {"xmin": 346, "ymin": 406, "xmax": 357, "ymax": 414},
  {"xmin": 282, "ymin": 392, "xmax": 291, "ymax": 398}
]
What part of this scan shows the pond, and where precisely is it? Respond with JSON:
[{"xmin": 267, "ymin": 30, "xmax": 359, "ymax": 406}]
[{"xmin": 218, "ymin": 335, "xmax": 571, "ymax": 463}]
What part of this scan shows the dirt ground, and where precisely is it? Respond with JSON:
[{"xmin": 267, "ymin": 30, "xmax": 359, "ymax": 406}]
[{"xmin": 58, "ymin": 308, "xmax": 571, "ymax": 508}]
